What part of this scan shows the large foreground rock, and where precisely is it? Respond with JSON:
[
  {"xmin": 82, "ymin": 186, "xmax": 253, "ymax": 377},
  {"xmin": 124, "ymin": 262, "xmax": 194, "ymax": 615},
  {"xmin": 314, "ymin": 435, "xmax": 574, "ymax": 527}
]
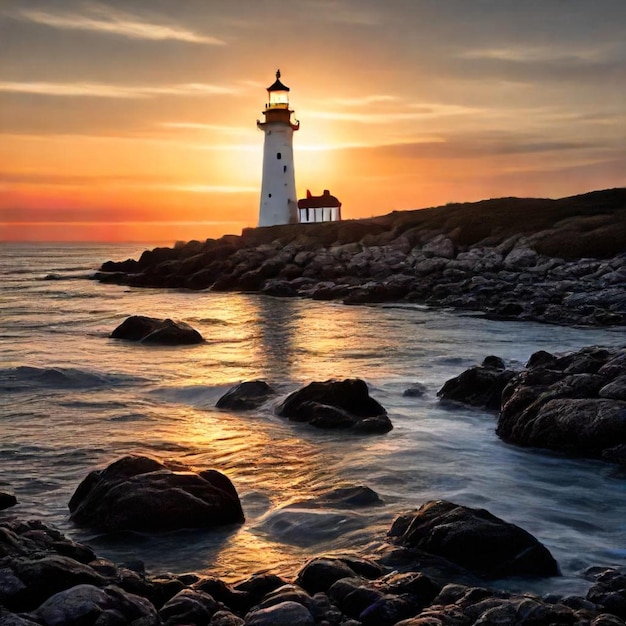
[
  {"xmin": 68, "ymin": 455, "xmax": 244, "ymax": 531},
  {"xmin": 388, "ymin": 500, "xmax": 559, "ymax": 579},
  {"xmin": 497, "ymin": 346, "xmax": 626, "ymax": 462},
  {"xmin": 111, "ymin": 315, "xmax": 203, "ymax": 345},
  {"xmin": 275, "ymin": 378, "xmax": 392, "ymax": 433}
]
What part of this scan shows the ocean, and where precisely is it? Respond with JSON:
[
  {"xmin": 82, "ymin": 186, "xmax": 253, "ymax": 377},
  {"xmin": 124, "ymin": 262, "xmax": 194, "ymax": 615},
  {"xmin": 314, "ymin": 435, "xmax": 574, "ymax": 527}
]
[{"xmin": 1, "ymin": 242, "xmax": 624, "ymax": 594}]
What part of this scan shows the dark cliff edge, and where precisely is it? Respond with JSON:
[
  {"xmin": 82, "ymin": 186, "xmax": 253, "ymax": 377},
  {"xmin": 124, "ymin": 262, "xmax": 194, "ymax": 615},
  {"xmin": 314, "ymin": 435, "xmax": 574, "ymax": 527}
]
[{"xmin": 96, "ymin": 188, "xmax": 626, "ymax": 327}]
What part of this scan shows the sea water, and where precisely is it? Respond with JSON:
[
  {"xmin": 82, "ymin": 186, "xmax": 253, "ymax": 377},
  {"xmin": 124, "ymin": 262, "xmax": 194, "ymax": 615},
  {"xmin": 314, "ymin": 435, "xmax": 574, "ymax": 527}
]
[{"xmin": 1, "ymin": 242, "xmax": 624, "ymax": 594}]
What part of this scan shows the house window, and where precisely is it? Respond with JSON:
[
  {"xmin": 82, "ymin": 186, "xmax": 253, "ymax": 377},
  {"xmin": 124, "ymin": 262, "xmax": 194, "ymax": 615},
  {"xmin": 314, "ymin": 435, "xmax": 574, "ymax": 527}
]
[{"xmin": 276, "ymin": 152, "xmax": 282, "ymax": 159}]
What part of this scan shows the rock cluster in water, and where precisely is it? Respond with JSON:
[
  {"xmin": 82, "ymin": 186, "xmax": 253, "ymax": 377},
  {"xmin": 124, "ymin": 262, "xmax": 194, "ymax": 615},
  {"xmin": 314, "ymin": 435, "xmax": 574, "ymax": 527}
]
[
  {"xmin": 1, "ymin": 508, "xmax": 625, "ymax": 626},
  {"xmin": 111, "ymin": 315, "xmax": 204, "ymax": 345},
  {"xmin": 217, "ymin": 378, "xmax": 393, "ymax": 433},
  {"xmin": 96, "ymin": 189, "xmax": 626, "ymax": 327},
  {"xmin": 438, "ymin": 345, "xmax": 626, "ymax": 465}
]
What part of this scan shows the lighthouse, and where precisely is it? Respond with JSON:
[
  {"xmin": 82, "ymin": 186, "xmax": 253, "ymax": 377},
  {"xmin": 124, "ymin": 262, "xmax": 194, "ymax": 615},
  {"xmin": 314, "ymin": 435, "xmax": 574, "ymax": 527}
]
[{"xmin": 257, "ymin": 70, "xmax": 299, "ymax": 227}]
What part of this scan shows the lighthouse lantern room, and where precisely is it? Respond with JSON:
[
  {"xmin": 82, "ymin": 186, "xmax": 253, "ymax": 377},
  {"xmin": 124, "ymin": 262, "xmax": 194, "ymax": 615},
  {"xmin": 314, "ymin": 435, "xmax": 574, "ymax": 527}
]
[{"xmin": 257, "ymin": 70, "xmax": 299, "ymax": 227}]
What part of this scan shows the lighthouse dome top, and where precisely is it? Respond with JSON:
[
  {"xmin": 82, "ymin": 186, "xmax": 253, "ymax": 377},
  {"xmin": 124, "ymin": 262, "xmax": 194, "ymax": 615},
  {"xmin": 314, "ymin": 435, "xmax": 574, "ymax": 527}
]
[{"xmin": 267, "ymin": 69, "xmax": 290, "ymax": 92}]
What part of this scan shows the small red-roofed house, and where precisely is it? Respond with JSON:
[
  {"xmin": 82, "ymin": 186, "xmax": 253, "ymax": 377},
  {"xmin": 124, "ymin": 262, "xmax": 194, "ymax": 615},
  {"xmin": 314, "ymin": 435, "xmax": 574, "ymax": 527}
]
[{"xmin": 297, "ymin": 189, "xmax": 342, "ymax": 223}]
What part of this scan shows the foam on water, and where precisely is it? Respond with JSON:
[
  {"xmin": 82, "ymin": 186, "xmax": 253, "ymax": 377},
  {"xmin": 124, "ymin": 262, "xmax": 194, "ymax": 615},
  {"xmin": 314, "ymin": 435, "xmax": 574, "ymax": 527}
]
[{"xmin": 1, "ymin": 242, "xmax": 625, "ymax": 592}]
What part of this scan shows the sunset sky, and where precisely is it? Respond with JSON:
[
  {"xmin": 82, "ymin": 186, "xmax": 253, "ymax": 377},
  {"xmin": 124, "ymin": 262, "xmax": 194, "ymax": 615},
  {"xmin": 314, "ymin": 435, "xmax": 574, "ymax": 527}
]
[{"xmin": 1, "ymin": 0, "xmax": 625, "ymax": 242}]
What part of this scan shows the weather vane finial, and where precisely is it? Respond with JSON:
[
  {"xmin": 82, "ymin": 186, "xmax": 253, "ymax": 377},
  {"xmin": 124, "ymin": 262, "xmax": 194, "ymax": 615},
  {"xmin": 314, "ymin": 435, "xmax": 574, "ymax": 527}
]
[{"xmin": 276, "ymin": 69, "xmax": 281, "ymax": 79}]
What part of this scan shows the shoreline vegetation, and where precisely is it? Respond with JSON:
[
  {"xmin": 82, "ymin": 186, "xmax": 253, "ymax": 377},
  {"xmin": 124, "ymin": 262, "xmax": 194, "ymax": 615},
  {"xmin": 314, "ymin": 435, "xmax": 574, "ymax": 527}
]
[{"xmin": 96, "ymin": 188, "xmax": 626, "ymax": 327}]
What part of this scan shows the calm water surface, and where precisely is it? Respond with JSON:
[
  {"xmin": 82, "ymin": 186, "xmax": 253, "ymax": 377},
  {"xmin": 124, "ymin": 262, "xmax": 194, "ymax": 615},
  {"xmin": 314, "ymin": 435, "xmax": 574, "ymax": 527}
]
[{"xmin": 1, "ymin": 243, "xmax": 624, "ymax": 594}]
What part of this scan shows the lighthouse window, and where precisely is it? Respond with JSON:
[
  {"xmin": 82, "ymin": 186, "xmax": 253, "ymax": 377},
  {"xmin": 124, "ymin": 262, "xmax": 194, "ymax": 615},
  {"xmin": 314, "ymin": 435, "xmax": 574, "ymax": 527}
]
[
  {"xmin": 268, "ymin": 193, "xmax": 272, "ymax": 198},
  {"xmin": 276, "ymin": 152, "xmax": 282, "ymax": 160},
  {"xmin": 283, "ymin": 165, "xmax": 287, "ymax": 173}
]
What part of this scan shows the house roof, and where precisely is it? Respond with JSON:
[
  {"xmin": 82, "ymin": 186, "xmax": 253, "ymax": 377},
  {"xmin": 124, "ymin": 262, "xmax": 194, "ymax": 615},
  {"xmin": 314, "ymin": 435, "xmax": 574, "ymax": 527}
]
[{"xmin": 297, "ymin": 189, "xmax": 342, "ymax": 209}]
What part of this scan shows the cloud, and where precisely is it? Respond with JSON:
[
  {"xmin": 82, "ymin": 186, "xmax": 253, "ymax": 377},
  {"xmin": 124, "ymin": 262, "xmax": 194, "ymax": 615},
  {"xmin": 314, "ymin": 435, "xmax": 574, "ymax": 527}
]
[
  {"xmin": 305, "ymin": 102, "xmax": 482, "ymax": 124},
  {"xmin": 0, "ymin": 82, "xmax": 237, "ymax": 98},
  {"xmin": 161, "ymin": 122, "xmax": 250, "ymax": 136},
  {"xmin": 13, "ymin": 5, "xmax": 224, "ymax": 45}
]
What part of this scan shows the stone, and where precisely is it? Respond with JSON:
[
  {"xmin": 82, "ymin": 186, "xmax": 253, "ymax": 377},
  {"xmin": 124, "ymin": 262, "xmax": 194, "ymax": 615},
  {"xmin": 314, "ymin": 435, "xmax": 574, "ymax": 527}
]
[
  {"xmin": 403, "ymin": 383, "xmax": 428, "ymax": 397},
  {"xmin": 275, "ymin": 379, "xmax": 392, "ymax": 433},
  {"xmin": 68, "ymin": 455, "xmax": 244, "ymax": 532},
  {"xmin": 437, "ymin": 364, "xmax": 517, "ymax": 411},
  {"xmin": 110, "ymin": 315, "xmax": 203, "ymax": 345},
  {"xmin": 244, "ymin": 600, "xmax": 315, "ymax": 626},
  {"xmin": 216, "ymin": 380, "xmax": 275, "ymax": 410},
  {"xmin": 0, "ymin": 492, "xmax": 17, "ymax": 510},
  {"xmin": 28, "ymin": 584, "xmax": 159, "ymax": 626},
  {"xmin": 159, "ymin": 588, "xmax": 218, "ymax": 625},
  {"xmin": 296, "ymin": 558, "xmax": 358, "ymax": 594},
  {"xmin": 388, "ymin": 500, "xmax": 559, "ymax": 578}
]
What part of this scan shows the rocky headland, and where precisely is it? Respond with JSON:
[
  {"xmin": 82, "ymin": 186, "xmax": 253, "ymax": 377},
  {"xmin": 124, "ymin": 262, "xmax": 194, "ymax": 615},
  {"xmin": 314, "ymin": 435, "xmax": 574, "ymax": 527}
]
[{"xmin": 96, "ymin": 188, "xmax": 626, "ymax": 327}]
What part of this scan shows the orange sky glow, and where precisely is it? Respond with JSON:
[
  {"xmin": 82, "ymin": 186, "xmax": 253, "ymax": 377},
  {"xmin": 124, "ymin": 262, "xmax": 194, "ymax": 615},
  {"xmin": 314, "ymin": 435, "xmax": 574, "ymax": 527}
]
[{"xmin": 1, "ymin": 1, "xmax": 625, "ymax": 243}]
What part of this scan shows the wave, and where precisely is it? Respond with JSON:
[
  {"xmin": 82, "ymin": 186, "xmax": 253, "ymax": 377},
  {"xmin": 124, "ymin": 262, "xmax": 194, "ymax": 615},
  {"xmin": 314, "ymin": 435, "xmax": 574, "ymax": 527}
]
[{"xmin": 0, "ymin": 366, "xmax": 147, "ymax": 391}]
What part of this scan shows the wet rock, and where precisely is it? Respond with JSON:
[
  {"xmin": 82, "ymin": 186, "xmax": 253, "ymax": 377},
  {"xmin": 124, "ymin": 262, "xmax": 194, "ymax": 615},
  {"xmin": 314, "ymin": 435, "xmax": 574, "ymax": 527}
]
[
  {"xmin": 587, "ymin": 568, "xmax": 626, "ymax": 618},
  {"xmin": 159, "ymin": 588, "xmax": 219, "ymax": 625},
  {"xmin": 404, "ymin": 383, "xmax": 428, "ymax": 397},
  {"xmin": 68, "ymin": 455, "xmax": 244, "ymax": 532},
  {"xmin": 244, "ymin": 599, "xmax": 314, "ymax": 626},
  {"xmin": 437, "ymin": 361, "xmax": 517, "ymax": 411},
  {"xmin": 111, "ymin": 315, "xmax": 203, "ymax": 345},
  {"xmin": 210, "ymin": 610, "xmax": 245, "ymax": 625},
  {"xmin": 28, "ymin": 583, "xmax": 159, "ymax": 626},
  {"xmin": 275, "ymin": 378, "xmax": 392, "ymax": 433},
  {"xmin": 216, "ymin": 380, "xmax": 275, "ymax": 411},
  {"xmin": 388, "ymin": 500, "xmax": 559, "ymax": 578},
  {"xmin": 497, "ymin": 346, "xmax": 626, "ymax": 462},
  {"xmin": 296, "ymin": 558, "xmax": 359, "ymax": 594},
  {"xmin": 0, "ymin": 491, "xmax": 17, "ymax": 510}
]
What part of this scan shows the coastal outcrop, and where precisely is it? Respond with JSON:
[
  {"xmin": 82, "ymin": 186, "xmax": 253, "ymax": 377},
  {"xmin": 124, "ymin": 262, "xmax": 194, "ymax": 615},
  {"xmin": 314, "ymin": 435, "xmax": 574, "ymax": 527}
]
[
  {"xmin": 2, "ymin": 514, "xmax": 624, "ymax": 626},
  {"xmin": 68, "ymin": 455, "xmax": 244, "ymax": 531},
  {"xmin": 110, "ymin": 315, "xmax": 203, "ymax": 345},
  {"xmin": 96, "ymin": 189, "xmax": 626, "ymax": 327},
  {"xmin": 275, "ymin": 378, "xmax": 392, "ymax": 433},
  {"xmin": 497, "ymin": 346, "xmax": 626, "ymax": 462},
  {"xmin": 437, "ymin": 345, "xmax": 626, "ymax": 465},
  {"xmin": 388, "ymin": 500, "xmax": 559, "ymax": 579},
  {"xmin": 216, "ymin": 380, "xmax": 276, "ymax": 411}
]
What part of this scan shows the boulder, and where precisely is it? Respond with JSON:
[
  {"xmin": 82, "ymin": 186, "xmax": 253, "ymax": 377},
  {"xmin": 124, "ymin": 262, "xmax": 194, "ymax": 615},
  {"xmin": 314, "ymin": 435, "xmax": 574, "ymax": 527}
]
[
  {"xmin": 0, "ymin": 491, "xmax": 17, "ymax": 510},
  {"xmin": 68, "ymin": 455, "xmax": 244, "ymax": 532},
  {"xmin": 497, "ymin": 346, "xmax": 626, "ymax": 461},
  {"xmin": 216, "ymin": 380, "xmax": 275, "ymax": 411},
  {"xmin": 244, "ymin": 600, "xmax": 314, "ymax": 626},
  {"xmin": 275, "ymin": 379, "xmax": 392, "ymax": 433},
  {"xmin": 110, "ymin": 315, "xmax": 203, "ymax": 345},
  {"xmin": 437, "ymin": 360, "xmax": 517, "ymax": 411},
  {"xmin": 388, "ymin": 500, "xmax": 559, "ymax": 578},
  {"xmin": 28, "ymin": 584, "xmax": 159, "ymax": 626}
]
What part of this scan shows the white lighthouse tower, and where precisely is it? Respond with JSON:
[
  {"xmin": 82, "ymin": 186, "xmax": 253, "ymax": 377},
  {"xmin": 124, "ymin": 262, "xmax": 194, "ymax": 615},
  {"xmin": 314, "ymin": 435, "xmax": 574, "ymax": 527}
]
[{"xmin": 257, "ymin": 70, "xmax": 299, "ymax": 227}]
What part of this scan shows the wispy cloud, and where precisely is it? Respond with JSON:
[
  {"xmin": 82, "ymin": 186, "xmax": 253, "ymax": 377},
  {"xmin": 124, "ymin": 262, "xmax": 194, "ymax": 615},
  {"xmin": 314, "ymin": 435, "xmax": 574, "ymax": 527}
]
[
  {"xmin": 306, "ymin": 102, "xmax": 481, "ymax": 124},
  {"xmin": 14, "ymin": 5, "xmax": 224, "ymax": 45},
  {"xmin": 161, "ymin": 122, "xmax": 249, "ymax": 135},
  {"xmin": 0, "ymin": 82, "xmax": 237, "ymax": 98},
  {"xmin": 329, "ymin": 95, "xmax": 399, "ymax": 107}
]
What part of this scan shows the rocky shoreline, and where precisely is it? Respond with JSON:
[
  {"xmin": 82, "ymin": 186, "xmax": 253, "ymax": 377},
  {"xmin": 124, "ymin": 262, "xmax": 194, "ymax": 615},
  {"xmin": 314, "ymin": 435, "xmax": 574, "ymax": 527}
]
[
  {"xmin": 2, "ymin": 345, "xmax": 626, "ymax": 625},
  {"xmin": 95, "ymin": 189, "xmax": 626, "ymax": 327}
]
